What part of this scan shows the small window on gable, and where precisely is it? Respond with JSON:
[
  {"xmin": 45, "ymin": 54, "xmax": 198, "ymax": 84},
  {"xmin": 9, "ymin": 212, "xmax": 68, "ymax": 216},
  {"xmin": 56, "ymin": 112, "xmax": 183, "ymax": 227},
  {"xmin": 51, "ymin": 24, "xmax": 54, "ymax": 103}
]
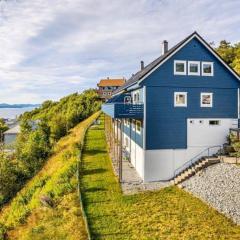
[
  {"xmin": 136, "ymin": 121, "xmax": 141, "ymax": 134},
  {"xmin": 201, "ymin": 93, "xmax": 213, "ymax": 107},
  {"xmin": 209, "ymin": 120, "xmax": 220, "ymax": 126},
  {"xmin": 174, "ymin": 92, "xmax": 187, "ymax": 107},
  {"xmin": 202, "ymin": 62, "xmax": 214, "ymax": 76},
  {"xmin": 174, "ymin": 60, "xmax": 186, "ymax": 75},
  {"xmin": 188, "ymin": 61, "xmax": 200, "ymax": 76}
]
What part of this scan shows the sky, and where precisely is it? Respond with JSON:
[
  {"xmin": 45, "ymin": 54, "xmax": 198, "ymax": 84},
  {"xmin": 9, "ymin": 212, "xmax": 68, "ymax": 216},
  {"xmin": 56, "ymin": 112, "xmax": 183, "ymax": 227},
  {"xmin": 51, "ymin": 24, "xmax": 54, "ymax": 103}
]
[{"xmin": 0, "ymin": 0, "xmax": 239, "ymax": 104}]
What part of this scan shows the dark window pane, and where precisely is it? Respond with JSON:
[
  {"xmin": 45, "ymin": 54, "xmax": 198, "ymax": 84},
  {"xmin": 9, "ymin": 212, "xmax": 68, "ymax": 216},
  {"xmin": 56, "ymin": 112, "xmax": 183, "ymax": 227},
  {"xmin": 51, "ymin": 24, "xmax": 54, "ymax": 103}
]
[
  {"xmin": 176, "ymin": 63, "xmax": 185, "ymax": 72},
  {"xmin": 190, "ymin": 64, "xmax": 198, "ymax": 73}
]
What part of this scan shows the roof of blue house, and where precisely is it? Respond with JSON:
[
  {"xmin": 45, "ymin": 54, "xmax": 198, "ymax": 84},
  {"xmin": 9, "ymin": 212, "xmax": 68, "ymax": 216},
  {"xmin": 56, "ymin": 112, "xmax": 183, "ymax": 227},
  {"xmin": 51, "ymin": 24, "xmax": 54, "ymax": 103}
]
[{"xmin": 114, "ymin": 31, "xmax": 240, "ymax": 95}]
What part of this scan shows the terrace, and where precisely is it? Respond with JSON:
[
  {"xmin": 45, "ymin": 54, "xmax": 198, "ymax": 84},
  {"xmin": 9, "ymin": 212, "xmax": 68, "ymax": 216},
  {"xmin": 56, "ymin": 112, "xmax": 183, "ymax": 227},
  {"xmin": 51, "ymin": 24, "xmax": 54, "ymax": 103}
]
[{"xmin": 102, "ymin": 102, "xmax": 143, "ymax": 119}]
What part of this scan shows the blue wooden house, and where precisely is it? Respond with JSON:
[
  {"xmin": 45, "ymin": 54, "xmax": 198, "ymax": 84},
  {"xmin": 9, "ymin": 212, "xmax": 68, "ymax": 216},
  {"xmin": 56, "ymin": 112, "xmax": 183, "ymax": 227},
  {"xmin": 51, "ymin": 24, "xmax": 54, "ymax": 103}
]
[{"xmin": 102, "ymin": 32, "xmax": 240, "ymax": 182}]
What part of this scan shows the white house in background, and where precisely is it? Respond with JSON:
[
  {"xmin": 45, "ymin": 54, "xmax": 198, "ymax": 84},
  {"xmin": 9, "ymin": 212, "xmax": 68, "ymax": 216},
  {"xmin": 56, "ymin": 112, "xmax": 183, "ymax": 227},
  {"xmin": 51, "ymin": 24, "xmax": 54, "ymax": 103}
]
[{"xmin": 4, "ymin": 124, "xmax": 20, "ymax": 145}]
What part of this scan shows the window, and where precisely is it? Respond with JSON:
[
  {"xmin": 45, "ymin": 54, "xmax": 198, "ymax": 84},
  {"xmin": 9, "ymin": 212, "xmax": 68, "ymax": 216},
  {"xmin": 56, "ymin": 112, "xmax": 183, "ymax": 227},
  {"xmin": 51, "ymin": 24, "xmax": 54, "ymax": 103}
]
[
  {"xmin": 174, "ymin": 60, "xmax": 186, "ymax": 75},
  {"xmin": 124, "ymin": 119, "xmax": 130, "ymax": 127},
  {"xmin": 103, "ymin": 92, "xmax": 106, "ymax": 95},
  {"xmin": 132, "ymin": 120, "xmax": 136, "ymax": 131},
  {"xmin": 136, "ymin": 121, "xmax": 141, "ymax": 134},
  {"xmin": 133, "ymin": 91, "xmax": 140, "ymax": 104},
  {"xmin": 124, "ymin": 96, "xmax": 131, "ymax": 104},
  {"xmin": 209, "ymin": 120, "xmax": 220, "ymax": 126},
  {"xmin": 174, "ymin": 92, "xmax": 187, "ymax": 107},
  {"xmin": 190, "ymin": 120, "xmax": 194, "ymax": 124},
  {"xmin": 188, "ymin": 61, "xmax": 200, "ymax": 76},
  {"xmin": 202, "ymin": 62, "xmax": 214, "ymax": 76},
  {"xmin": 199, "ymin": 120, "xmax": 204, "ymax": 124},
  {"xmin": 201, "ymin": 93, "xmax": 213, "ymax": 107},
  {"xmin": 108, "ymin": 92, "xmax": 111, "ymax": 95},
  {"xmin": 125, "ymin": 137, "xmax": 129, "ymax": 147}
]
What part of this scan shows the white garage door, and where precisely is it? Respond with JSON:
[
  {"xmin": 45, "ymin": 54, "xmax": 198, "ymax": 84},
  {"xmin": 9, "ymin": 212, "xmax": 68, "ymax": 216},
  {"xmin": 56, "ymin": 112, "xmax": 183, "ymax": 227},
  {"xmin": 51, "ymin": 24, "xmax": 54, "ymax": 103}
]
[{"xmin": 187, "ymin": 118, "xmax": 237, "ymax": 147}]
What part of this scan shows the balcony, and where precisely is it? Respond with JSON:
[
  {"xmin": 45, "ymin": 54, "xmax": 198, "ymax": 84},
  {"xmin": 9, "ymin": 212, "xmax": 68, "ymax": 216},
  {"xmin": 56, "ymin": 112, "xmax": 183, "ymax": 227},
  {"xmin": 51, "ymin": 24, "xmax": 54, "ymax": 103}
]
[{"xmin": 102, "ymin": 103, "xmax": 143, "ymax": 119}]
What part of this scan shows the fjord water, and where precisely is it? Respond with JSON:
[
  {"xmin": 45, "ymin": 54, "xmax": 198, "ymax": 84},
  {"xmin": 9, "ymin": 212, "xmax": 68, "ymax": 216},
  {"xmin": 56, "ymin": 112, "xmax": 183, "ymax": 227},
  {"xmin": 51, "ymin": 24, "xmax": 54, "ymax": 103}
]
[{"xmin": 0, "ymin": 107, "xmax": 35, "ymax": 119}]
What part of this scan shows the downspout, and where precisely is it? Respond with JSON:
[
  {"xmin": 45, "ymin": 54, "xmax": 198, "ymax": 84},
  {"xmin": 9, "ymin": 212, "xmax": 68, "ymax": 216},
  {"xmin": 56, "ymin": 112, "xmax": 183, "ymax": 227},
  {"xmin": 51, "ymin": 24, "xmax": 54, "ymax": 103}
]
[
  {"xmin": 143, "ymin": 86, "xmax": 147, "ymax": 181},
  {"xmin": 238, "ymin": 88, "xmax": 240, "ymax": 127}
]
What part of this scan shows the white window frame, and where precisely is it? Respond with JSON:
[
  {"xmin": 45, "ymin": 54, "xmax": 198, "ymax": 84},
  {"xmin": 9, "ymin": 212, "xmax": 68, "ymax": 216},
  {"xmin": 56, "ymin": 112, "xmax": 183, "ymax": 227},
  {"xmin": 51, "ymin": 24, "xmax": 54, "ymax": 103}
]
[
  {"xmin": 201, "ymin": 92, "xmax": 213, "ymax": 107},
  {"xmin": 202, "ymin": 62, "xmax": 214, "ymax": 76},
  {"xmin": 133, "ymin": 91, "xmax": 140, "ymax": 104},
  {"xmin": 174, "ymin": 92, "xmax": 187, "ymax": 107},
  {"xmin": 188, "ymin": 61, "xmax": 200, "ymax": 76},
  {"xmin": 136, "ymin": 120, "xmax": 141, "ymax": 134},
  {"xmin": 174, "ymin": 60, "xmax": 187, "ymax": 75}
]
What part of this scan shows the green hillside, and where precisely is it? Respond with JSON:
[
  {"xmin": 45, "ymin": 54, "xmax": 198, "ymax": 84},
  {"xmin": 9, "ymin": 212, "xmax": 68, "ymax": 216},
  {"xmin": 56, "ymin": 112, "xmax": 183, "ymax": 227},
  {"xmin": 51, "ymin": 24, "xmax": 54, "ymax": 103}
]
[
  {"xmin": 0, "ymin": 89, "xmax": 100, "ymax": 208},
  {"xmin": 0, "ymin": 111, "xmax": 100, "ymax": 239}
]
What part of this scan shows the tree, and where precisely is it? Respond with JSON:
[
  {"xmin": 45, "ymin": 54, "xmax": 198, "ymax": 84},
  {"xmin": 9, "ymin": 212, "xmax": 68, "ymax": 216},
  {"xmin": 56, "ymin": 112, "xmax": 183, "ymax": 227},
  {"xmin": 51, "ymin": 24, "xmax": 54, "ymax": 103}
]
[
  {"xmin": 0, "ymin": 118, "xmax": 8, "ymax": 142},
  {"xmin": 216, "ymin": 40, "xmax": 235, "ymax": 65}
]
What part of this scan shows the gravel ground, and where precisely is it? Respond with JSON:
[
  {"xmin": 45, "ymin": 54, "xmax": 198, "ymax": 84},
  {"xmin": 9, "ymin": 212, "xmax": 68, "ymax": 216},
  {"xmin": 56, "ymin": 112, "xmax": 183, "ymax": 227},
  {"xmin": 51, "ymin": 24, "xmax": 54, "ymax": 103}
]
[
  {"xmin": 110, "ymin": 152, "xmax": 170, "ymax": 194},
  {"xmin": 182, "ymin": 163, "xmax": 240, "ymax": 225}
]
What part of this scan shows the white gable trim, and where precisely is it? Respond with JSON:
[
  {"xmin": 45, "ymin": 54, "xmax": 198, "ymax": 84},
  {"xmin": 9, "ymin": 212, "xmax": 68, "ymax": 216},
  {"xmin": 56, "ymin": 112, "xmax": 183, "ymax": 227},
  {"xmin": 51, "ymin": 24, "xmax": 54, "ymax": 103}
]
[{"xmin": 138, "ymin": 33, "xmax": 240, "ymax": 84}]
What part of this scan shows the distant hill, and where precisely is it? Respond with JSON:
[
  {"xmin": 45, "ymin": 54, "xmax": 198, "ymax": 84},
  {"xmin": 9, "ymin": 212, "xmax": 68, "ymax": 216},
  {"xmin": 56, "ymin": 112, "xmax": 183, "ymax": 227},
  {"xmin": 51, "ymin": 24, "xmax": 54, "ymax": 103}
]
[{"xmin": 0, "ymin": 103, "xmax": 40, "ymax": 108}]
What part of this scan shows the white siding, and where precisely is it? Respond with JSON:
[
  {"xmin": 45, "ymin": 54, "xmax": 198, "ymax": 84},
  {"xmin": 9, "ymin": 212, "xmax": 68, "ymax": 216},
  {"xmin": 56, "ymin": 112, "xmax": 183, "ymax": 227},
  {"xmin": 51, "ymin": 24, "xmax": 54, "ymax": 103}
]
[{"xmin": 143, "ymin": 118, "xmax": 236, "ymax": 182}]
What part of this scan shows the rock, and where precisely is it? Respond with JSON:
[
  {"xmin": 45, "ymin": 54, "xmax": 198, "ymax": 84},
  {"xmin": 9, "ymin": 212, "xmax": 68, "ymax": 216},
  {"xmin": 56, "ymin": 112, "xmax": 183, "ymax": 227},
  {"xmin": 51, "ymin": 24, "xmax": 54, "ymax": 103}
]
[
  {"xmin": 182, "ymin": 163, "xmax": 240, "ymax": 225},
  {"xmin": 40, "ymin": 195, "xmax": 54, "ymax": 208}
]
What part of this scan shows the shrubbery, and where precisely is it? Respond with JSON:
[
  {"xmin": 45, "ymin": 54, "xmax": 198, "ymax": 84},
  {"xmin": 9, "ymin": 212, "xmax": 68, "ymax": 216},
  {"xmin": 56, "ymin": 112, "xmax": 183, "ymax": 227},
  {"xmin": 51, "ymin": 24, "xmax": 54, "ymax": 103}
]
[{"xmin": 0, "ymin": 89, "xmax": 100, "ymax": 207}]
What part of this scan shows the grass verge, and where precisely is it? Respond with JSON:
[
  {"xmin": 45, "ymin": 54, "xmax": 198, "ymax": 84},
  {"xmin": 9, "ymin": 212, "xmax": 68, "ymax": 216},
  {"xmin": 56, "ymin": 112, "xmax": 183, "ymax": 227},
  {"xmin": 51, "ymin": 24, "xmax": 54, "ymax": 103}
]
[
  {"xmin": 81, "ymin": 115, "xmax": 240, "ymax": 240},
  {"xmin": 0, "ymin": 111, "xmax": 100, "ymax": 240}
]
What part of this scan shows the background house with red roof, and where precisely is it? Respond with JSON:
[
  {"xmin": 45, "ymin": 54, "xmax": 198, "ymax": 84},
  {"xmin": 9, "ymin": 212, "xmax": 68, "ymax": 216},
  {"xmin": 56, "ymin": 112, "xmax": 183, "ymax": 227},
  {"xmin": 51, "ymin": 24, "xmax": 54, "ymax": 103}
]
[{"xmin": 97, "ymin": 77, "xmax": 126, "ymax": 101}]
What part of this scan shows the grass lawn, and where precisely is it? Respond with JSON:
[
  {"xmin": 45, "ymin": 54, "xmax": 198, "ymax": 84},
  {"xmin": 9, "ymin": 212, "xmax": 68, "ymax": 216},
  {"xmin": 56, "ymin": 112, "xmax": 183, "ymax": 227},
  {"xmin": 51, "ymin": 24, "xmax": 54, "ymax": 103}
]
[
  {"xmin": 81, "ymin": 115, "xmax": 240, "ymax": 240},
  {"xmin": 0, "ymin": 112, "xmax": 100, "ymax": 240}
]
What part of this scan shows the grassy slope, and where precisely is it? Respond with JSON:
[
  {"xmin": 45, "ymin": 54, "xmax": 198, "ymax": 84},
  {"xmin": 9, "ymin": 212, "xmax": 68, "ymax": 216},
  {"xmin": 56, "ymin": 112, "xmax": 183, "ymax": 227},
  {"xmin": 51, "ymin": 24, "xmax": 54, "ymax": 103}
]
[
  {"xmin": 0, "ymin": 111, "xmax": 100, "ymax": 240},
  {"xmin": 81, "ymin": 115, "xmax": 240, "ymax": 240}
]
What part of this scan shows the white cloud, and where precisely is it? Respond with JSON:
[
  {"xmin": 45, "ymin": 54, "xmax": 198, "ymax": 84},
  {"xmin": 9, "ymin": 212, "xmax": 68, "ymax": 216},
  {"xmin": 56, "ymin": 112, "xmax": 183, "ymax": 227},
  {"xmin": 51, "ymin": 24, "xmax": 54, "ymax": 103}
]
[{"xmin": 0, "ymin": 0, "xmax": 239, "ymax": 103}]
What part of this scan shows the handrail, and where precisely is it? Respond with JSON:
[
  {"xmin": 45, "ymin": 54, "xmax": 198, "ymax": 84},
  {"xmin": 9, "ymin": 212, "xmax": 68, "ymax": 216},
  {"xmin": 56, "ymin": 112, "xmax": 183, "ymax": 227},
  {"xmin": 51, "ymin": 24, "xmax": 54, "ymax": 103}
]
[
  {"xmin": 174, "ymin": 145, "xmax": 223, "ymax": 178},
  {"xmin": 104, "ymin": 102, "xmax": 144, "ymax": 105}
]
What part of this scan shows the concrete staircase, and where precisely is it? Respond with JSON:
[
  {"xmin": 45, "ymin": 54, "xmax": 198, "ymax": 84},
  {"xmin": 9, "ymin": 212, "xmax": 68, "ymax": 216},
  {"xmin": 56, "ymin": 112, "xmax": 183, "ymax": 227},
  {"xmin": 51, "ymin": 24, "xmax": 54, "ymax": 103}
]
[{"xmin": 171, "ymin": 156, "xmax": 220, "ymax": 185}]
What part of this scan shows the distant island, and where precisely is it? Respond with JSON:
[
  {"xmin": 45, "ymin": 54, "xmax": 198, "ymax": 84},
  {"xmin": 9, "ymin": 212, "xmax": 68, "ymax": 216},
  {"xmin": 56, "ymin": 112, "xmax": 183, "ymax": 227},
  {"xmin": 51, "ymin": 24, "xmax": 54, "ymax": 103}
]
[{"xmin": 0, "ymin": 103, "xmax": 40, "ymax": 108}]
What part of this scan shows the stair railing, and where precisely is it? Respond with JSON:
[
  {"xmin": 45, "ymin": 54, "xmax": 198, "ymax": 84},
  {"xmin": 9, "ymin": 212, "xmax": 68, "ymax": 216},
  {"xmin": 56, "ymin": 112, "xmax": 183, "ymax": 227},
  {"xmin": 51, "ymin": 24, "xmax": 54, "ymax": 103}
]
[{"xmin": 173, "ymin": 145, "xmax": 223, "ymax": 178}]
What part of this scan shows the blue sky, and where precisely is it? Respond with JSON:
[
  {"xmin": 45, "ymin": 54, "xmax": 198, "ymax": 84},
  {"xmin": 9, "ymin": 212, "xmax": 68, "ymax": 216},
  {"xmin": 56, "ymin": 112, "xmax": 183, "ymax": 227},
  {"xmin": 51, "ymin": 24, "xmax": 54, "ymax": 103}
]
[{"xmin": 0, "ymin": 0, "xmax": 239, "ymax": 103}]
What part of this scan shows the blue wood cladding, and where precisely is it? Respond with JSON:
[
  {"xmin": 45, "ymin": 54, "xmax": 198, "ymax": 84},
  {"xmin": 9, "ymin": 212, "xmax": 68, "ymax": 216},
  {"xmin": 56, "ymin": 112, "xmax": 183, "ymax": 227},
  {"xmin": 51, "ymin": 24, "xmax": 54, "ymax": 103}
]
[
  {"xmin": 146, "ymin": 87, "xmax": 237, "ymax": 149},
  {"xmin": 142, "ymin": 37, "xmax": 240, "ymax": 150},
  {"xmin": 123, "ymin": 120, "xmax": 143, "ymax": 147},
  {"xmin": 102, "ymin": 103, "xmax": 143, "ymax": 119}
]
